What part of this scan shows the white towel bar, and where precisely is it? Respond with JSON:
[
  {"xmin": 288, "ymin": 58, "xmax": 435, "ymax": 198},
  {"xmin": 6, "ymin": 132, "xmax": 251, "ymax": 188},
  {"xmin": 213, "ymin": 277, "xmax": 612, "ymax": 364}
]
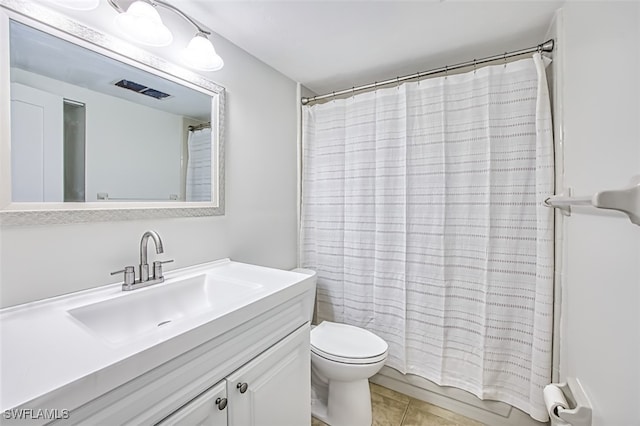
[{"xmin": 544, "ymin": 176, "xmax": 640, "ymax": 226}]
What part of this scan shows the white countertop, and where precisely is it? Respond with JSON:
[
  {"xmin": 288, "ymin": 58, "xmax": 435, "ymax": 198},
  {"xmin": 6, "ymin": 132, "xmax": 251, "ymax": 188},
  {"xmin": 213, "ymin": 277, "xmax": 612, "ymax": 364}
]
[{"xmin": 0, "ymin": 259, "xmax": 314, "ymax": 411}]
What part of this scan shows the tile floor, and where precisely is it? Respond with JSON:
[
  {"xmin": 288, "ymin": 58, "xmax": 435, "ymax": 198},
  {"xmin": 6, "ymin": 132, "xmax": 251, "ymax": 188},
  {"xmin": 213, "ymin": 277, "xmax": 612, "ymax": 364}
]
[{"xmin": 312, "ymin": 383, "xmax": 485, "ymax": 426}]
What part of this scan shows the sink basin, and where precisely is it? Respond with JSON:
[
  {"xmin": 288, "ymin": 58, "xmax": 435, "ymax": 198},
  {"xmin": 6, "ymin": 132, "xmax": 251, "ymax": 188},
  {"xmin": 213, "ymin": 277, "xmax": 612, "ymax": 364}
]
[{"xmin": 68, "ymin": 273, "xmax": 263, "ymax": 344}]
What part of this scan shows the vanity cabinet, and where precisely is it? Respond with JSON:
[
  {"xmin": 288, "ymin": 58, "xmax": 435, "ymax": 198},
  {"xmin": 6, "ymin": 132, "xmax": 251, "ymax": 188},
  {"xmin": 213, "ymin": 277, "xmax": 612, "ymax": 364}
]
[
  {"xmin": 0, "ymin": 259, "xmax": 316, "ymax": 426},
  {"xmin": 159, "ymin": 323, "xmax": 310, "ymax": 426},
  {"xmin": 43, "ymin": 290, "xmax": 313, "ymax": 426}
]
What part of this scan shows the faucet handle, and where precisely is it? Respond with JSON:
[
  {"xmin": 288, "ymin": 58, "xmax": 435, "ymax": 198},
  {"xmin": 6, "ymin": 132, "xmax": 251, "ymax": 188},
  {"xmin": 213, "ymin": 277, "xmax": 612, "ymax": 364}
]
[
  {"xmin": 111, "ymin": 266, "xmax": 136, "ymax": 287},
  {"xmin": 153, "ymin": 259, "xmax": 174, "ymax": 280}
]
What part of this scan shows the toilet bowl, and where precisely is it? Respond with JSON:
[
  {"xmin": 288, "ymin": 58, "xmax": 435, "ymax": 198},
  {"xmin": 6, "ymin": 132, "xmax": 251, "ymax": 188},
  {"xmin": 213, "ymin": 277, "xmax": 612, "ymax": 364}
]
[{"xmin": 310, "ymin": 321, "xmax": 388, "ymax": 426}]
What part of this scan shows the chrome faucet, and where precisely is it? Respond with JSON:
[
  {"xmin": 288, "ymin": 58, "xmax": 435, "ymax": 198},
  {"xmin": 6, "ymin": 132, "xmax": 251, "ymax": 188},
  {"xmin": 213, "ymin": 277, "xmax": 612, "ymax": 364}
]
[
  {"xmin": 140, "ymin": 230, "xmax": 163, "ymax": 282},
  {"xmin": 111, "ymin": 230, "xmax": 173, "ymax": 291}
]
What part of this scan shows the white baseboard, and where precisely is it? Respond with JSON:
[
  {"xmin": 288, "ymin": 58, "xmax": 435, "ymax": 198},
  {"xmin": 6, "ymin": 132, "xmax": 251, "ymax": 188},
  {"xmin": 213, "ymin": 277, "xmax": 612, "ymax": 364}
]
[{"xmin": 371, "ymin": 366, "xmax": 548, "ymax": 426}]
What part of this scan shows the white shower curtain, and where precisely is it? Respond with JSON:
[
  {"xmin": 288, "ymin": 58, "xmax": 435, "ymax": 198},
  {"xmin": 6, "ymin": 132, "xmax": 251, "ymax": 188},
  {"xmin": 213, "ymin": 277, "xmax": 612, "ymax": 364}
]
[
  {"xmin": 186, "ymin": 128, "xmax": 212, "ymax": 202},
  {"xmin": 300, "ymin": 54, "xmax": 554, "ymax": 421}
]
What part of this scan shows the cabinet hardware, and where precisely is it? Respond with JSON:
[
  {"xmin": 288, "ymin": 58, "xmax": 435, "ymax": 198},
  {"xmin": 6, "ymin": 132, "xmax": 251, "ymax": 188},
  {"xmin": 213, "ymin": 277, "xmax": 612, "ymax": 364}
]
[
  {"xmin": 237, "ymin": 382, "xmax": 248, "ymax": 393},
  {"xmin": 215, "ymin": 397, "xmax": 227, "ymax": 410}
]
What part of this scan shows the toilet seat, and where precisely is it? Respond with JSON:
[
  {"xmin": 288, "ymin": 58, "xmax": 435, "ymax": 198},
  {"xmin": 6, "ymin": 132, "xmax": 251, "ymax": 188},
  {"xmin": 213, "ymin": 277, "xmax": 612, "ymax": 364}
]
[{"xmin": 311, "ymin": 321, "xmax": 388, "ymax": 365}]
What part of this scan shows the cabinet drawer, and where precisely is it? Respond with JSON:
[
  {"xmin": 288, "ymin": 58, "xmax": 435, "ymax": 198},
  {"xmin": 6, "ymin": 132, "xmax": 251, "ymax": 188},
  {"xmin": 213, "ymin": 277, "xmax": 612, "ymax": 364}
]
[{"xmin": 158, "ymin": 381, "xmax": 227, "ymax": 426}]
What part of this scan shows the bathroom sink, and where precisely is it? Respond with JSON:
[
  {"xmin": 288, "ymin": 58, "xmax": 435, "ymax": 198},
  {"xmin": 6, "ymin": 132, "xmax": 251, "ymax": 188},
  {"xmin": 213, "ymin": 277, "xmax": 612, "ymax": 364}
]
[
  {"xmin": 67, "ymin": 273, "xmax": 263, "ymax": 344},
  {"xmin": 1, "ymin": 258, "xmax": 316, "ymax": 414}
]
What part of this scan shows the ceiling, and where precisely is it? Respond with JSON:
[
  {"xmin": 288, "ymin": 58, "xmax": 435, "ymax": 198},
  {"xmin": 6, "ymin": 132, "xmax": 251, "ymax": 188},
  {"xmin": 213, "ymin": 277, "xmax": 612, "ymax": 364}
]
[
  {"xmin": 38, "ymin": 0, "xmax": 566, "ymax": 96},
  {"xmin": 176, "ymin": 0, "xmax": 566, "ymax": 95},
  {"xmin": 10, "ymin": 17, "xmax": 211, "ymax": 119}
]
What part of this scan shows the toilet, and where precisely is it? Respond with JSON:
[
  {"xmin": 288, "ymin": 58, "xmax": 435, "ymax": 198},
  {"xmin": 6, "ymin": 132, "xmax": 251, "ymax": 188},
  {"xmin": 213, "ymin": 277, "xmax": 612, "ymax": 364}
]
[{"xmin": 310, "ymin": 321, "xmax": 388, "ymax": 426}]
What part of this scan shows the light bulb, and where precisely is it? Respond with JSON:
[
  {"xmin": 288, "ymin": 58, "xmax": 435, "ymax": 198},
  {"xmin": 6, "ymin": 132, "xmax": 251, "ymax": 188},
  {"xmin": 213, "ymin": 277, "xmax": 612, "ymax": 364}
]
[
  {"xmin": 115, "ymin": 0, "xmax": 173, "ymax": 47},
  {"xmin": 182, "ymin": 33, "xmax": 224, "ymax": 71}
]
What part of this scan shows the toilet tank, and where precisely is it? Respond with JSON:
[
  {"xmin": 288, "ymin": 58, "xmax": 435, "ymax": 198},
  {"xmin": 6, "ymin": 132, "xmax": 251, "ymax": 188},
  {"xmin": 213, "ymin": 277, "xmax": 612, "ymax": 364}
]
[{"xmin": 291, "ymin": 268, "xmax": 317, "ymax": 323}]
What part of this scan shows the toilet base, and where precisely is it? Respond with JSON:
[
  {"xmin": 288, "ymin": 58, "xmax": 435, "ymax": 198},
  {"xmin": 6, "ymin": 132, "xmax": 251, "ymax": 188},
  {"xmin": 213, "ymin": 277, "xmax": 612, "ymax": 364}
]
[
  {"xmin": 311, "ymin": 378, "xmax": 373, "ymax": 426},
  {"xmin": 311, "ymin": 398, "xmax": 330, "ymax": 424}
]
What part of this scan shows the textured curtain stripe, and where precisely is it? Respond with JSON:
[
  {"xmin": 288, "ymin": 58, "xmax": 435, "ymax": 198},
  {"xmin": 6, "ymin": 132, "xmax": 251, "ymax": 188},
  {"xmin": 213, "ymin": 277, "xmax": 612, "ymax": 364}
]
[{"xmin": 301, "ymin": 55, "xmax": 554, "ymax": 421}]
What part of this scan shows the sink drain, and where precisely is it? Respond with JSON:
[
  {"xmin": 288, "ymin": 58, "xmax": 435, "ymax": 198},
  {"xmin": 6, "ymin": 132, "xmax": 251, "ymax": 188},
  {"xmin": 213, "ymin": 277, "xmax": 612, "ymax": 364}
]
[{"xmin": 157, "ymin": 320, "xmax": 172, "ymax": 327}]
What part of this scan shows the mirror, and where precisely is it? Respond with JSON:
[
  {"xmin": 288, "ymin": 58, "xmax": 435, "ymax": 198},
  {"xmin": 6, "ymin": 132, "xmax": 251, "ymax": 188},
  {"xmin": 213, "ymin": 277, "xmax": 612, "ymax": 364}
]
[
  {"xmin": 0, "ymin": 3, "xmax": 225, "ymax": 224},
  {"xmin": 10, "ymin": 20, "xmax": 213, "ymax": 203}
]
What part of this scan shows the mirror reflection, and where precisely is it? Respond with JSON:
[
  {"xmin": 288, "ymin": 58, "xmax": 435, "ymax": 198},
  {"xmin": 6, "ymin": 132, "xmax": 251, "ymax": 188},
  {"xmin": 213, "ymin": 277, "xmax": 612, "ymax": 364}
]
[{"xmin": 9, "ymin": 19, "xmax": 213, "ymax": 203}]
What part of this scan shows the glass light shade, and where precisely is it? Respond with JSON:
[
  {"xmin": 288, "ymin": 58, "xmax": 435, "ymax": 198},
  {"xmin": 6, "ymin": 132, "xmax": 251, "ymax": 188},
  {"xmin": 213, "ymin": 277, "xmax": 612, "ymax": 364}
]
[
  {"xmin": 182, "ymin": 34, "xmax": 224, "ymax": 71},
  {"xmin": 48, "ymin": 0, "xmax": 100, "ymax": 10},
  {"xmin": 115, "ymin": 0, "xmax": 173, "ymax": 47}
]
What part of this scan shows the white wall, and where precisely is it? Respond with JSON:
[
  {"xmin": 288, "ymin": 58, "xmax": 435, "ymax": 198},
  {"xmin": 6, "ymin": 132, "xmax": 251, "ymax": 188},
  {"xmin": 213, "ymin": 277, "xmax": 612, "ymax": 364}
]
[
  {"xmin": 0, "ymin": 9, "xmax": 299, "ymax": 307},
  {"xmin": 12, "ymin": 69, "xmax": 183, "ymax": 201},
  {"xmin": 558, "ymin": 3, "xmax": 640, "ymax": 426}
]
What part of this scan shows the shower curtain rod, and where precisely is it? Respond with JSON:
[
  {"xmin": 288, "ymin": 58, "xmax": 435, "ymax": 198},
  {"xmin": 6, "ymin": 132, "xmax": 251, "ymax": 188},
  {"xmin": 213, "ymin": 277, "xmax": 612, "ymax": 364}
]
[
  {"xmin": 300, "ymin": 39, "xmax": 554, "ymax": 105},
  {"xmin": 188, "ymin": 122, "xmax": 211, "ymax": 131}
]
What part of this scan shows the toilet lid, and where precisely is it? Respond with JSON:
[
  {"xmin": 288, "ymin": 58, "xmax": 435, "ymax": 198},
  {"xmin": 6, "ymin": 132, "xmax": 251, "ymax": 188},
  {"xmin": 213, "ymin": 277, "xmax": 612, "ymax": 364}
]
[{"xmin": 311, "ymin": 321, "xmax": 388, "ymax": 363}]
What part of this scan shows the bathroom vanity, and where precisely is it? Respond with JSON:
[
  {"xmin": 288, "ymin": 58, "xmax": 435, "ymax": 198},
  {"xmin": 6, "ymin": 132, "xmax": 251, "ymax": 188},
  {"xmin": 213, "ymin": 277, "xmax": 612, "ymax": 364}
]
[{"xmin": 0, "ymin": 259, "xmax": 315, "ymax": 425}]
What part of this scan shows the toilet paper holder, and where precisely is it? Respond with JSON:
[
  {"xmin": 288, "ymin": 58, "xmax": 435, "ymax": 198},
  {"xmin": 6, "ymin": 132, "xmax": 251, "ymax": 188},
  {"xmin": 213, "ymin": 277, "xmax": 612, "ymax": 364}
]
[{"xmin": 545, "ymin": 377, "xmax": 592, "ymax": 426}]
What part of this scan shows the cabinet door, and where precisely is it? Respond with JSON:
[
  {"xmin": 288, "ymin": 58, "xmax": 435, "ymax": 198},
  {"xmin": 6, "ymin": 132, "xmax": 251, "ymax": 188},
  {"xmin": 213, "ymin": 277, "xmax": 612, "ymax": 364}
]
[
  {"xmin": 226, "ymin": 323, "xmax": 310, "ymax": 426},
  {"xmin": 157, "ymin": 381, "xmax": 227, "ymax": 426}
]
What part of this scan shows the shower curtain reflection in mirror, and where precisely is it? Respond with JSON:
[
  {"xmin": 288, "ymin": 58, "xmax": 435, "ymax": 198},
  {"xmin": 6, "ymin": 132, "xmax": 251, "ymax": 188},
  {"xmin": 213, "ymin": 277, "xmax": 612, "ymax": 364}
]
[{"xmin": 185, "ymin": 127, "xmax": 212, "ymax": 202}]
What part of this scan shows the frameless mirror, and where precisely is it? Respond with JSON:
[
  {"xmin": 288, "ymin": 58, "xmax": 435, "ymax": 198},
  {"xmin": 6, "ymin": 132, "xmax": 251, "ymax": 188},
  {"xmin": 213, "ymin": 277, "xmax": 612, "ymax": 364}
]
[{"xmin": 0, "ymin": 2, "xmax": 225, "ymax": 224}]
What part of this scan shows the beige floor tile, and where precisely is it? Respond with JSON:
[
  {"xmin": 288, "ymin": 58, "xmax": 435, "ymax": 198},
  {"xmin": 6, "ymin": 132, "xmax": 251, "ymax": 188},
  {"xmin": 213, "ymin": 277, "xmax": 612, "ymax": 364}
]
[
  {"xmin": 311, "ymin": 416, "xmax": 329, "ymax": 426},
  {"xmin": 371, "ymin": 389, "xmax": 410, "ymax": 426},
  {"xmin": 311, "ymin": 384, "xmax": 482, "ymax": 426},
  {"xmin": 402, "ymin": 405, "xmax": 458, "ymax": 426},
  {"xmin": 311, "ymin": 392, "xmax": 408, "ymax": 426},
  {"xmin": 371, "ymin": 382, "xmax": 412, "ymax": 405},
  {"xmin": 403, "ymin": 399, "xmax": 484, "ymax": 426}
]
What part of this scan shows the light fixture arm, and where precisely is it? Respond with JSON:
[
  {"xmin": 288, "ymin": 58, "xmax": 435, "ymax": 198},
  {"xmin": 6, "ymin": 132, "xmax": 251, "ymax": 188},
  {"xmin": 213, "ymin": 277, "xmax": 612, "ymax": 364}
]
[
  {"xmin": 153, "ymin": 0, "xmax": 210, "ymax": 35},
  {"xmin": 107, "ymin": 0, "xmax": 211, "ymax": 36}
]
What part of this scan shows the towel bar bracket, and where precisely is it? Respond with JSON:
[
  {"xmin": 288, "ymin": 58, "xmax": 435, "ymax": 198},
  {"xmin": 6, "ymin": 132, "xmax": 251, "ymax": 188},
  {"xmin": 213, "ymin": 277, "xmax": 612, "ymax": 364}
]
[
  {"xmin": 543, "ymin": 177, "xmax": 640, "ymax": 227},
  {"xmin": 544, "ymin": 188, "xmax": 573, "ymax": 216}
]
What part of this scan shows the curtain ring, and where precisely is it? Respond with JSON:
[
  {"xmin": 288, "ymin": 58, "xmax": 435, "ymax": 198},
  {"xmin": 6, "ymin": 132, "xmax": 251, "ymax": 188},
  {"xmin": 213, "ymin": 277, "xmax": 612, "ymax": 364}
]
[
  {"xmin": 445, "ymin": 65, "xmax": 448, "ymax": 78},
  {"xmin": 537, "ymin": 44, "xmax": 543, "ymax": 54},
  {"xmin": 396, "ymin": 76, "xmax": 400, "ymax": 90},
  {"xmin": 503, "ymin": 52, "xmax": 507, "ymax": 67},
  {"xmin": 473, "ymin": 59, "xmax": 477, "ymax": 74}
]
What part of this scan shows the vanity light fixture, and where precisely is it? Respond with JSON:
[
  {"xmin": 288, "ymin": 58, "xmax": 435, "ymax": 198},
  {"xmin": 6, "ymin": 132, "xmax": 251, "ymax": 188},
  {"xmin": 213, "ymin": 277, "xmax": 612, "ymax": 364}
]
[
  {"xmin": 108, "ymin": 0, "xmax": 224, "ymax": 71},
  {"xmin": 114, "ymin": 0, "xmax": 172, "ymax": 47},
  {"xmin": 182, "ymin": 32, "xmax": 224, "ymax": 71}
]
